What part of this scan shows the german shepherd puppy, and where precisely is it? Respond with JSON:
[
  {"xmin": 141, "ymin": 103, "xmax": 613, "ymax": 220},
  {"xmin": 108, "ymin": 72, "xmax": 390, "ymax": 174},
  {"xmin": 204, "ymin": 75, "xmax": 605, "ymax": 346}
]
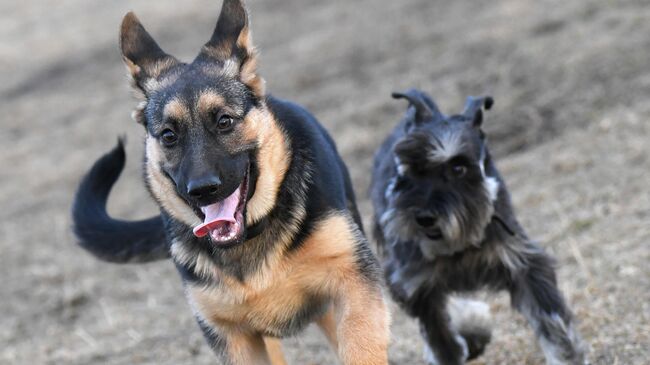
[{"xmin": 72, "ymin": 1, "xmax": 389, "ymax": 364}]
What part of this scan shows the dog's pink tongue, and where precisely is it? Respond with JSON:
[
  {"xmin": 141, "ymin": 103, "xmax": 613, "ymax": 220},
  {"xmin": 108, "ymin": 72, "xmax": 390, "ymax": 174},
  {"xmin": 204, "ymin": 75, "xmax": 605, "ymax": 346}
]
[{"xmin": 193, "ymin": 186, "xmax": 241, "ymax": 238}]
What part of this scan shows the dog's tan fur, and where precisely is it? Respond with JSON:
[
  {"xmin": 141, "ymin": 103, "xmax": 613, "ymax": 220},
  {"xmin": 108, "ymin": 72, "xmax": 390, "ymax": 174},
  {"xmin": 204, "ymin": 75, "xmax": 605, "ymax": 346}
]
[
  {"xmin": 196, "ymin": 91, "xmax": 227, "ymax": 116},
  {"xmin": 162, "ymin": 97, "xmax": 191, "ymax": 123},
  {"xmin": 263, "ymin": 337, "xmax": 287, "ymax": 365},
  {"xmin": 316, "ymin": 306, "xmax": 339, "ymax": 351},
  {"xmin": 241, "ymin": 107, "xmax": 292, "ymax": 224},
  {"xmin": 145, "ymin": 136, "xmax": 202, "ymax": 228},
  {"xmin": 187, "ymin": 213, "xmax": 389, "ymax": 364}
]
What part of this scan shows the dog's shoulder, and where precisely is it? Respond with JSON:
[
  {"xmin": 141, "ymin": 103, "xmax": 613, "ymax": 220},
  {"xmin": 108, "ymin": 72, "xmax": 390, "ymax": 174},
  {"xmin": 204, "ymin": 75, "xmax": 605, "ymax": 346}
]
[
  {"xmin": 265, "ymin": 95, "xmax": 337, "ymax": 152},
  {"xmin": 265, "ymin": 95, "xmax": 351, "ymax": 212}
]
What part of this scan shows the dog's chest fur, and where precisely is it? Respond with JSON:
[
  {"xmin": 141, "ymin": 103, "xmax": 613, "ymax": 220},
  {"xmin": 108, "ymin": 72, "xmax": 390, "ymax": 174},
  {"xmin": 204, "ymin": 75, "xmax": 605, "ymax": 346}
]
[
  {"xmin": 384, "ymin": 227, "xmax": 522, "ymax": 305},
  {"xmin": 186, "ymin": 213, "xmax": 360, "ymax": 337},
  {"xmin": 188, "ymin": 268, "xmax": 327, "ymax": 336}
]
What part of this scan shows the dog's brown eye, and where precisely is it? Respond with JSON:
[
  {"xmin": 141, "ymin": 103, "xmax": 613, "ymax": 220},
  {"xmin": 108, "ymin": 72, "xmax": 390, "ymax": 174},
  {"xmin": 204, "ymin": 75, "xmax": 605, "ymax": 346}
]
[
  {"xmin": 451, "ymin": 164, "xmax": 467, "ymax": 178},
  {"xmin": 217, "ymin": 115, "xmax": 234, "ymax": 131},
  {"xmin": 160, "ymin": 129, "xmax": 178, "ymax": 146}
]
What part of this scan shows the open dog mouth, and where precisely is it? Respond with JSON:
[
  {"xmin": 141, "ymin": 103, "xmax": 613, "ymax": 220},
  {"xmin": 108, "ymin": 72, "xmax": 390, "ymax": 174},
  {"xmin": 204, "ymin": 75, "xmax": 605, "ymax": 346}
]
[{"xmin": 192, "ymin": 169, "xmax": 249, "ymax": 245}]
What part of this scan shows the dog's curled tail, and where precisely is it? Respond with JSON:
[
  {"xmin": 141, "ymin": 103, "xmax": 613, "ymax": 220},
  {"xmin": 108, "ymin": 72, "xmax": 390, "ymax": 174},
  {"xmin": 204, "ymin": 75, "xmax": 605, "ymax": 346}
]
[
  {"xmin": 72, "ymin": 138, "xmax": 169, "ymax": 263},
  {"xmin": 448, "ymin": 297, "xmax": 493, "ymax": 361}
]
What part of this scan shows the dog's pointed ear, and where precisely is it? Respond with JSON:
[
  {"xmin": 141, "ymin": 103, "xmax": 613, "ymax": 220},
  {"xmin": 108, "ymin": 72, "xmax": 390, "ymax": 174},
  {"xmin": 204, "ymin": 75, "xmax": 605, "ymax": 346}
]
[
  {"xmin": 196, "ymin": 0, "xmax": 265, "ymax": 97},
  {"xmin": 120, "ymin": 12, "xmax": 179, "ymax": 95},
  {"xmin": 463, "ymin": 96, "xmax": 494, "ymax": 127},
  {"xmin": 392, "ymin": 89, "xmax": 443, "ymax": 124}
]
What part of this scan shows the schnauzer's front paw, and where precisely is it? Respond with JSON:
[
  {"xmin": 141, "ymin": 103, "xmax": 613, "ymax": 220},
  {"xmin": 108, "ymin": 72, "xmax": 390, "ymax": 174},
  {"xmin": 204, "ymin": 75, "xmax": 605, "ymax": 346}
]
[{"xmin": 462, "ymin": 330, "xmax": 490, "ymax": 361}]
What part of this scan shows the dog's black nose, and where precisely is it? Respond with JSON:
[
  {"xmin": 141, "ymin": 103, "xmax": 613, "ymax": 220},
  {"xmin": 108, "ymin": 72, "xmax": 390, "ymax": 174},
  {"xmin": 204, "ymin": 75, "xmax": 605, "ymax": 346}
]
[
  {"xmin": 187, "ymin": 176, "xmax": 222, "ymax": 200},
  {"xmin": 415, "ymin": 211, "xmax": 437, "ymax": 228}
]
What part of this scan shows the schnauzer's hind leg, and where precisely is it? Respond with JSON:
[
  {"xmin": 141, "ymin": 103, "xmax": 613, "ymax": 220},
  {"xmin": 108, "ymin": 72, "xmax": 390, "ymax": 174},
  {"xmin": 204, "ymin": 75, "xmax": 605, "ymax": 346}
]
[{"xmin": 509, "ymin": 252, "xmax": 587, "ymax": 365}]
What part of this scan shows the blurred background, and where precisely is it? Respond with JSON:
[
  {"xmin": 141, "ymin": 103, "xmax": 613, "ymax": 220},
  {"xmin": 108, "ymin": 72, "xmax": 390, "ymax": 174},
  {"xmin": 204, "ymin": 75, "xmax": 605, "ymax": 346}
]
[{"xmin": 1, "ymin": 0, "xmax": 649, "ymax": 364}]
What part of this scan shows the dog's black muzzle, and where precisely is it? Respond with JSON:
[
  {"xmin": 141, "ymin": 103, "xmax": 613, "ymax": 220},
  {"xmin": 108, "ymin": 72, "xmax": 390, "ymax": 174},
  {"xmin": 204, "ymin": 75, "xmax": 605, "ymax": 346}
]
[{"xmin": 171, "ymin": 152, "xmax": 250, "ymax": 209}]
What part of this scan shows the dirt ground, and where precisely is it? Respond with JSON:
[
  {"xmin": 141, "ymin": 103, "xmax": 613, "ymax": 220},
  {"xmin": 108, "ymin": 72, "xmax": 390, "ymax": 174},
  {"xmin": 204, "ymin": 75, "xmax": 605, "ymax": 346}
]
[{"xmin": 1, "ymin": 0, "xmax": 649, "ymax": 364}]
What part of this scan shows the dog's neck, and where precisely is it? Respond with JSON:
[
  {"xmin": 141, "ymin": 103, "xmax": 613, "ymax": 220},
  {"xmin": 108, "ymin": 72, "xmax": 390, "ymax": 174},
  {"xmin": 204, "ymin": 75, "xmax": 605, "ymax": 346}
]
[{"xmin": 245, "ymin": 215, "xmax": 269, "ymax": 240}]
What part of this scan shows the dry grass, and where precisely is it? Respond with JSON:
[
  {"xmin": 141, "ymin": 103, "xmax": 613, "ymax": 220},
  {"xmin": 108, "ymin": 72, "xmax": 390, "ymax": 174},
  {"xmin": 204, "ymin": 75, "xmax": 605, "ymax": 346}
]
[{"xmin": 1, "ymin": 0, "xmax": 648, "ymax": 364}]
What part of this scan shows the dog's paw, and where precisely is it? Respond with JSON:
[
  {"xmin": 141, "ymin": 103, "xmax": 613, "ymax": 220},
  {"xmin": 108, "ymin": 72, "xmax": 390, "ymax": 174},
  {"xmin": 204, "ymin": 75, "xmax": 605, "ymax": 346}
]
[
  {"xmin": 462, "ymin": 330, "xmax": 490, "ymax": 361},
  {"xmin": 447, "ymin": 297, "xmax": 492, "ymax": 361}
]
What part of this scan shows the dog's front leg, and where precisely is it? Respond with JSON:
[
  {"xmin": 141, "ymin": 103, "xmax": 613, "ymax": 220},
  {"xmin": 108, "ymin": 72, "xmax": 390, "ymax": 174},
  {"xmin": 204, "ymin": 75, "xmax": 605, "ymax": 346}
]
[
  {"xmin": 410, "ymin": 291, "xmax": 467, "ymax": 365},
  {"xmin": 316, "ymin": 305, "xmax": 339, "ymax": 352},
  {"xmin": 197, "ymin": 319, "xmax": 283, "ymax": 365},
  {"xmin": 508, "ymin": 250, "xmax": 587, "ymax": 365},
  {"xmin": 326, "ymin": 281, "xmax": 390, "ymax": 365}
]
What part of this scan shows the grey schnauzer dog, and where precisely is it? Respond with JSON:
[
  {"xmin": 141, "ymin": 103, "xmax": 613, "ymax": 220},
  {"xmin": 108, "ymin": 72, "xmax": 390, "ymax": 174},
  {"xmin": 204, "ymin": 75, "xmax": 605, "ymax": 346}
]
[{"xmin": 370, "ymin": 89, "xmax": 587, "ymax": 365}]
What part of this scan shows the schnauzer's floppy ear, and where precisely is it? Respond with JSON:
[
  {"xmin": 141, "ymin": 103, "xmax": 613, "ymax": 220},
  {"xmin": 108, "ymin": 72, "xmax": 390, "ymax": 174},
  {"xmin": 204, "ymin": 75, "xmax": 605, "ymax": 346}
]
[
  {"xmin": 463, "ymin": 96, "xmax": 494, "ymax": 127},
  {"xmin": 196, "ymin": 0, "xmax": 265, "ymax": 96},
  {"xmin": 392, "ymin": 89, "xmax": 442, "ymax": 124},
  {"xmin": 120, "ymin": 12, "xmax": 179, "ymax": 95}
]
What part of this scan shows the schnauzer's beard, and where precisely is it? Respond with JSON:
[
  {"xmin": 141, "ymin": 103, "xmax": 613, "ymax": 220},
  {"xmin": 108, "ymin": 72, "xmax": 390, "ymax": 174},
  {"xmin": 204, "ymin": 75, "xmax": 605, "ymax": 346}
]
[{"xmin": 380, "ymin": 177, "xmax": 496, "ymax": 260}]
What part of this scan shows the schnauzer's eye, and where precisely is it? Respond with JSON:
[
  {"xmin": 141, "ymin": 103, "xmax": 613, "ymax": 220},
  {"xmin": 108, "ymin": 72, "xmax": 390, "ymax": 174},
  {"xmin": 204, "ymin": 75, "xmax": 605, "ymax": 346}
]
[
  {"xmin": 451, "ymin": 163, "xmax": 468, "ymax": 178},
  {"xmin": 160, "ymin": 129, "xmax": 178, "ymax": 146},
  {"xmin": 216, "ymin": 114, "xmax": 234, "ymax": 131}
]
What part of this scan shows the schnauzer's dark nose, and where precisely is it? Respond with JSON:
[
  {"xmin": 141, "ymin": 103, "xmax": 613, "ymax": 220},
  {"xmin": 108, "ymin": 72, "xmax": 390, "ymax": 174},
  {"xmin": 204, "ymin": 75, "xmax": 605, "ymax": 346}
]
[
  {"xmin": 187, "ymin": 176, "xmax": 222, "ymax": 200},
  {"xmin": 415, "ymin": 211, "xmax": 437, "ymax": 228}
]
